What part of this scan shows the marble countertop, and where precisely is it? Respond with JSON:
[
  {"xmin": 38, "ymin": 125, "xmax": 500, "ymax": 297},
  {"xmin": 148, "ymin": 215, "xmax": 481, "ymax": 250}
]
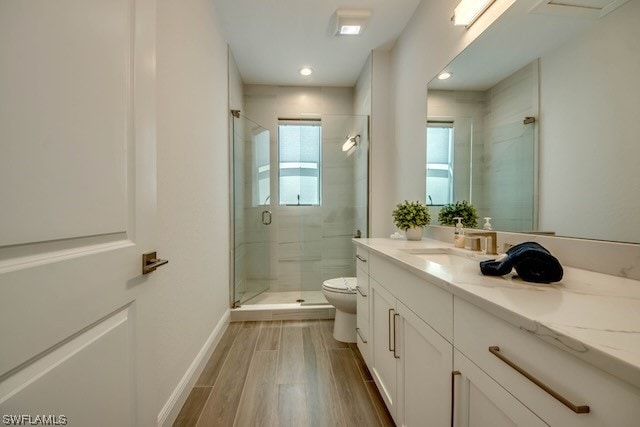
[{"xmin": 354, "ymin": 238, "xmax": 640, "ymax": 389}]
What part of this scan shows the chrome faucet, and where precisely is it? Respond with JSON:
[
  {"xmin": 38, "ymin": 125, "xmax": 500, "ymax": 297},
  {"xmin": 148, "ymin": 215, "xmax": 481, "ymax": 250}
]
[{"xmin": 466, "ymin": 231, "xmax": 498, "ymax": 255}]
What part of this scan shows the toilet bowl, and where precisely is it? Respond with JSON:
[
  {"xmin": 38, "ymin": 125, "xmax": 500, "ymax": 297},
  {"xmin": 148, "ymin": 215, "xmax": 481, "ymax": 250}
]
[{"xmin": 322, "ymin": 277, "xmax": 357, "ymax": 343}]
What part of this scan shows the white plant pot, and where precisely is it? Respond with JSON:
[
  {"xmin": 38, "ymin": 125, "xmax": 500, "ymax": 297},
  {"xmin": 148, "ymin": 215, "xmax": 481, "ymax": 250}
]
[{"xmin": 405, "ymin": 226, "xmax": 424, "ymax": 241}]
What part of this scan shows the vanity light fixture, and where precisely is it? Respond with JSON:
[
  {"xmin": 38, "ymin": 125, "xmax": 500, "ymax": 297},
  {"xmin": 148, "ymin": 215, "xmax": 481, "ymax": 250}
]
[
  {"xmin": 453, "ymin": 0, "xmax": 496, "ymax": 27},
  {"xmin": 342, "ymin": 135, "xmax": 360, "ymax": 152},
  {"xmin": 299, "ymin": 67, "xmax": 313, "ymax": 76},
  {"xmin": 335, "ymin": 9, "xmax": 372, "ymax": 36},
  {"xmin": 438, "ymin": 71, "xmax": 452, "ymax": 80}
]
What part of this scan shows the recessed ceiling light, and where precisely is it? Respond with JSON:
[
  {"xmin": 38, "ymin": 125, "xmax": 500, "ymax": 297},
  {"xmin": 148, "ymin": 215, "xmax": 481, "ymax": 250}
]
[
  {"xmin": 438, "ymin": 72, "xmax": 452, "ymax": 80},
  {"xmin": 340, "ymin": 25, "xmax": 361, "ymax": 35},
  {"xmin": 300, "ymin": 67, "xmax": 313, "ymax": 76},
  {"xmin": 334, "ymin": 9, "xmax": 371, "ymax": 36}
]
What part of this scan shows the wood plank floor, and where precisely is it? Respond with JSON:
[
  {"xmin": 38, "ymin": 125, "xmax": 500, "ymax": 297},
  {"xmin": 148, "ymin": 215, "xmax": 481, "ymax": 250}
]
[{"xmin": 174, "ymin": 319, "xmax": 395, "ymax": 427}]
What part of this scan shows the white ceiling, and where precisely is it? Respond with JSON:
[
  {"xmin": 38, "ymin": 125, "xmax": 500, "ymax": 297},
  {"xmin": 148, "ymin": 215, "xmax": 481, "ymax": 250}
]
[{"xmin": 213, "ymin": 0, "xmax": 422, "ymax": 87}]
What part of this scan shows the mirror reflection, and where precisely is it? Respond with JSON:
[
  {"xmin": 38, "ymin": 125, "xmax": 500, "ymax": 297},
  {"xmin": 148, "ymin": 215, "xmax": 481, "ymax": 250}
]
[
  {"xmin": 427, "ymin": 61, "xmax": 538, "ymax": 233},
  {"xmin": 426, "ymin": 0, "xmax": 640, "ymax": 243}
]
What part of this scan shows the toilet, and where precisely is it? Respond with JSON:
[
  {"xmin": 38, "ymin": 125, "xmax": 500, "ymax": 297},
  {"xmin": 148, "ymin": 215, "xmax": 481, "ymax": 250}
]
[{"xmin": 322, "ymin": 277, "xmax": 357, "ymax": 343}]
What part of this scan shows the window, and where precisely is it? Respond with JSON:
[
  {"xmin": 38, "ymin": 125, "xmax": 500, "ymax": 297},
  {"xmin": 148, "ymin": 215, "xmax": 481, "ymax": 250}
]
[
  {"xmin": 426, "ymin": 122, "xmax": 454, "ymax": 205},
  {"xmin": 278, "ymin": 122, "xmax": 321, "ymax": 205}
]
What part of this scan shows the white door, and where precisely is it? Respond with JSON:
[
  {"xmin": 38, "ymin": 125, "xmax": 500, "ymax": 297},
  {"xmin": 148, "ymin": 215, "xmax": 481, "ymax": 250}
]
[
  {"xmin": 0, "ymin": 1, "xmax": 158, "ymax": 426},
  {"xmin": 397, "ymin": 301, "xmax": 453, "ymax": 427}
]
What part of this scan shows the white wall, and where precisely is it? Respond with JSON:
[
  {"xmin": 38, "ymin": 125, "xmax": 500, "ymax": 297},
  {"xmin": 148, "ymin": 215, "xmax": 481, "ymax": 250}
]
[
  {"xmin": 156, "ymin": 0, "xmax": 230, "ymax": 420},
  {"xmin": 370, "ymin": 50, "xmax": 395, "ymax": 237},
  {"xmin": 539, "ymin": 0, "xmax": 640, "ymax": 242}
]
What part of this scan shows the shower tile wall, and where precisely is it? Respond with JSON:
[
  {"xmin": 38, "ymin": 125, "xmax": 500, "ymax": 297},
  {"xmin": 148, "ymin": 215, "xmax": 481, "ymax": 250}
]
[
  {"xmin": 483, "ymin": 61, "xmax": 537, "ymax": 232},
  {"xmin": 241, "ymin": 85, "xmax": 363, "ymax": 294}
]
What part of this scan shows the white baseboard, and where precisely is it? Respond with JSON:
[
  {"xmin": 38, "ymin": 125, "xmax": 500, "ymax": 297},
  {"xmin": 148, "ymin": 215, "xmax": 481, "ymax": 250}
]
[{"xmin": 157, "ymin": 309, "xmax": 230, "ymax": 427}]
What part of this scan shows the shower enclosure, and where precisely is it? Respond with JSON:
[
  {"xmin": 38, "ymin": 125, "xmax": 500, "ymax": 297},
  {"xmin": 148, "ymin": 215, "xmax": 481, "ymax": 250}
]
[{"xmin": 230, "ymin": 113, "xmax": 369, "ymax": 307}]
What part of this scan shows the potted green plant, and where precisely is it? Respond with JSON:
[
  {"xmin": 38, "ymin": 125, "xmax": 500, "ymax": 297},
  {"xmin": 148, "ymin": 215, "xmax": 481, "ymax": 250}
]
[
  {"xmin": 392, "ymin": 200, "xmax": 431, "ymax": 240},
  {"xmin": 438, "ymin": 200, "xmax": 479, "ymax": 228}
]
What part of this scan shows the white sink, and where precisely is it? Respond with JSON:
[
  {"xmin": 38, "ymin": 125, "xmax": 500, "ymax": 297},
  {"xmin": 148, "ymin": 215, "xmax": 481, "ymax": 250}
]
[{"xmin": 400, "ymin": 248, "xmax": 493, "ymax": 266}]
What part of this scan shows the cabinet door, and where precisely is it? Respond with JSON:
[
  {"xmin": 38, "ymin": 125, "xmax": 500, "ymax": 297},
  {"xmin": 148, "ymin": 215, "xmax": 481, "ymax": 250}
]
[
  {"xmin": 355, "ymin": 266, "xmax": 370, "ymax": 364},
  {"xmin": 453, "ymin": 350, "xmax": 547, "ymax": 427},
  {"xmin": 397, "ymin": 301, "xmax": 453, "ymax": 427},
  {"xmin": 370, "ymin": 279, "xmax": 398, "ymax": 420}
]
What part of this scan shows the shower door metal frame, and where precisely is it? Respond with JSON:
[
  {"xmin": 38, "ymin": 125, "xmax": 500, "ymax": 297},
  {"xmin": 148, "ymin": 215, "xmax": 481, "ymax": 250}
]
[{"xmin": 229, "ymin": 110, "xmax": 239, "ymax": 308}]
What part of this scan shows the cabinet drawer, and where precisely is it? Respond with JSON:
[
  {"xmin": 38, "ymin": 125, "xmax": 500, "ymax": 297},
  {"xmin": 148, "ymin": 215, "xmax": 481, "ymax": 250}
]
[
  {"xmin": 454, "ymin": 349, "xmax": 546, "ymax": 427},
  {"xmin": 454, "ymin": 297, "xmax": 640, "ymax": 426},
  {"xmin": 356, "ymin": 247, "xmax": 369, "ymax": 274},
  {"xmin": 370, "ymin": 253, "xmax": 453, "ymax": 341}
]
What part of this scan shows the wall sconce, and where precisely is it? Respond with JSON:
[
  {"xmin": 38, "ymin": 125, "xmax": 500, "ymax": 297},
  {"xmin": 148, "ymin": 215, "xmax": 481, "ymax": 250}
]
[
  {"xmin": 342, "ymin": 135, "xmax": 360, "ymax": 152},
  {"xmin": 453, "ymin": 0, "xmax": 495, "ymax": 27}
]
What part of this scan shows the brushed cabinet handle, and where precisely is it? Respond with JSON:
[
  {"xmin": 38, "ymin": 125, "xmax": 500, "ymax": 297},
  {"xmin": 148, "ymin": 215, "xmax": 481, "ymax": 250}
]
[
  {"xmin": 356, "ymin": 254, "xmax": 367, "ymax": 263},
  {"xmin": 388, "ymin": 309, "xmax": 395, "ymax": 352},
  {"xmin": 393, "ymin": 313, "xmax": 400, "ymax": 359},
  {"xmin": 356, "ymin": 327, "xmax": 367, "ymax": 344},
  {"xmin": 451, "ymin": 371, "xmax": 461, "ymax": 427},
  {"xmin": 356, "ymin": 285, "xmax": 367, "ymax": 297},
  {"xmin": 488, "ymin": 346, "xmax": 590, "ymax": 414}
]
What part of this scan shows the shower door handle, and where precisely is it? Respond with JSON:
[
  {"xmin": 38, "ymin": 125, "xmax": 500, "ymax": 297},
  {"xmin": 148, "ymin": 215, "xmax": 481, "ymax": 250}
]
[{"xmin": 261, "ymin": 210, "xmax": 272, "ymax": 225}]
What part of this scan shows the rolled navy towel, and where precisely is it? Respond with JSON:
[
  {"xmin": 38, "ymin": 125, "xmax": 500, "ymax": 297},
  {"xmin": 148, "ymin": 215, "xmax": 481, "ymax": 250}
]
[{"xmin": 480, "ymin": 241, "xmax": 563, "ymax": 283}]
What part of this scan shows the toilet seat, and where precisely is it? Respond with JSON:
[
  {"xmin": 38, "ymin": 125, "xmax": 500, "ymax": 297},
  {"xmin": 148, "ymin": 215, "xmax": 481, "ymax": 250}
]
[{"xmin": 322, "ymin": 277, "xmax": 357, "ymax": 294}]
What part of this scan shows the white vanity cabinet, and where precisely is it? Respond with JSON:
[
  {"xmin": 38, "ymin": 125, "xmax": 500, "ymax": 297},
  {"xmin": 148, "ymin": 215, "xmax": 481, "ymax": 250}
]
[
  {"xmin": 367, "ymin": 253, "xmax": 454, "ymax": 426},
  {"xmin": 355, "ymin": 247, "xmax": 370, "ymax": 364},
  {"xmin": 455, "ymin": 297, "xmax": 640, "ymax": 427},
  {"xmin": 354, "ymin": 242, "xmax": 640, "ymax": 427}
]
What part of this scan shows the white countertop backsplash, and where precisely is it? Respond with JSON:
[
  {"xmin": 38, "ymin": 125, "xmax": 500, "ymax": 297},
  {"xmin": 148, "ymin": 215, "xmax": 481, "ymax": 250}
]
[
  {"xmin": 426, "ymin": 225, "xmax": 640, "ymax": 281},
  {"xmin": 353, "ymin": 237, "xmax": 640, "ymax": 390}
]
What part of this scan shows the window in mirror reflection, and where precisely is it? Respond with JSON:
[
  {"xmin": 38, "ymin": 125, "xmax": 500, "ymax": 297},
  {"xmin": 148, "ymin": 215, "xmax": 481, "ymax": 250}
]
[{"xmin": 426, "ymin": 121, "xmax": 454, "ymax": 205}]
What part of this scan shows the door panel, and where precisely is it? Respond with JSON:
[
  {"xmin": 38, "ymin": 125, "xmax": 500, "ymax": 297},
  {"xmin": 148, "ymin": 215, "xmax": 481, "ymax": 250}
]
[
  {"xmin": 0, "ymin": 0, "xmax": 131, "ymax": 246},
  {"xmin": 0, "ymin": 0, "xmax": 156, "ymax": 425},
  {"xmin": 0, "ymin": 308, "xmax": 133, "ymax": 426},
  {"xmin": 398, "ymin": 301, "xmax": 452, "ymax": 427}
]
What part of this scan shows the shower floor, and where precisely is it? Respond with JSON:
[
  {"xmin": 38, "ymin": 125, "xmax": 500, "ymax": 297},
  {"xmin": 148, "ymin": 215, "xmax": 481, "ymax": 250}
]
[
  {"xmin": 231, "ymin": 290, "xmax": 334, "ymax": 322},
  {"xmin": 242, "ymin": 290, "xmax": 328, "ymax": 306}
]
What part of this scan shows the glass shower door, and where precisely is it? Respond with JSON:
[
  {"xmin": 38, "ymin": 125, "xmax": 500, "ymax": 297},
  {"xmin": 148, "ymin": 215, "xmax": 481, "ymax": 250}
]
[
  {"xmin": 231, "ymin": 112, "xmax": 370, "ymax": 307},
  {"xmin": 232, "ymin": 113, "xmax": 272, "ymax": 306}
]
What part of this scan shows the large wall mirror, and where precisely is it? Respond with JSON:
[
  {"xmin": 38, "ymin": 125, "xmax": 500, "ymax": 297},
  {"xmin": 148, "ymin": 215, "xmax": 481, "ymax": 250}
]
[{"xmin": 426, "ymin": 0, "xmax": 639, "ymax": 243}]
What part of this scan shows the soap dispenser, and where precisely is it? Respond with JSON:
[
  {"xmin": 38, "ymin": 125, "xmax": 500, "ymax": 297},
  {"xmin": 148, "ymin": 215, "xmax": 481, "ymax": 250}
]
[
  {"xmin": 483, "ymin": 217, "xmax": 493, "ymax": 230},
  {"xmin": 454, "ymin": 217, "xmax": 466, "ymax": 248}
]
